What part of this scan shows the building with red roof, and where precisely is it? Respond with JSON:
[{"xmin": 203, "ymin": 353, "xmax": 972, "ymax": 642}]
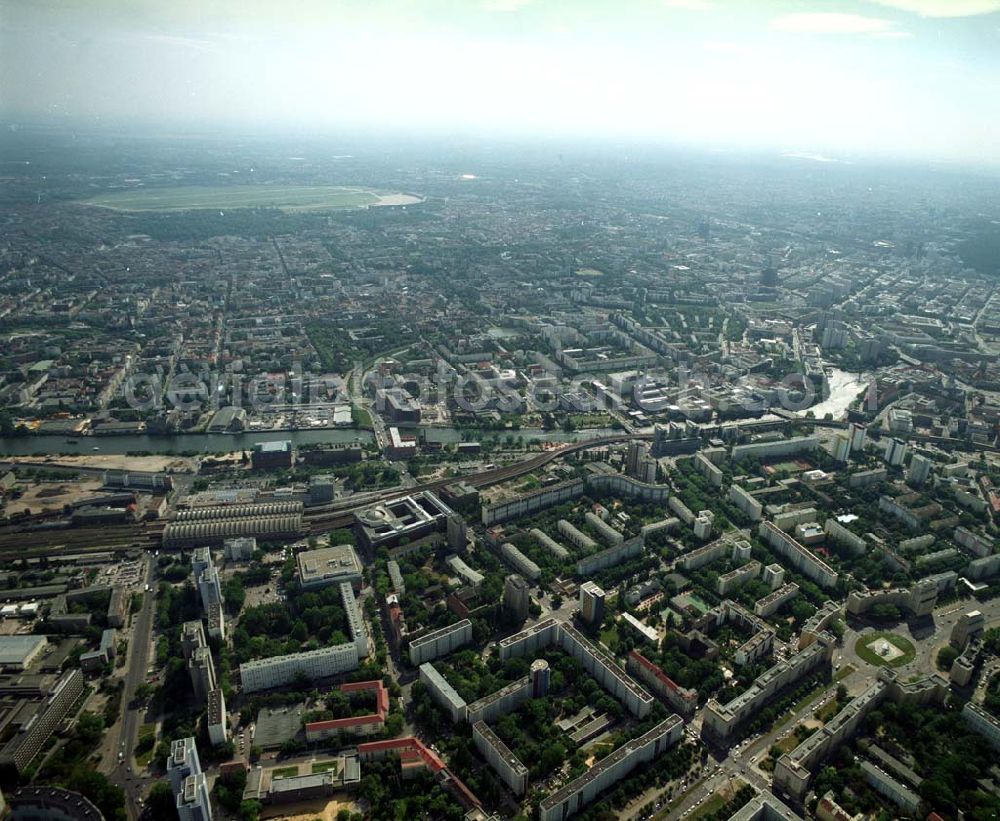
[{"xmin": 304, "ymin": 680, "xmax": 389, "ymax": 743}]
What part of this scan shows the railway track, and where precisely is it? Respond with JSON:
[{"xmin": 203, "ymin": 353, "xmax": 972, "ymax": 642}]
[{"xmin": 10, "ymin": 414, "xmax": 954, "ymax": 553}]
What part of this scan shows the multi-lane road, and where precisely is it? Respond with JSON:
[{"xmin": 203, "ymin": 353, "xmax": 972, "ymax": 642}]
[{"xmin": 99, "ymin": 556, "xmax": 158, "ymax": 818}]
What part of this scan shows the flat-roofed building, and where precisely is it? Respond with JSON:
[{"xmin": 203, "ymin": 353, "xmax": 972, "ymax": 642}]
[
  {"xmin": 340, "ymin": 583, "xmax": 369, "ymax": 659},
  {"xmin": 240, "ymin": 644, "xmax": 359, "ymax": 693},
  {"xmin": 355, "ymin": 492, "xmax": 454, "ymax": 552},
  {"xmin": 419, "ymin": 663, "xmax": 467, "ymax": 723},
  {"xmin": 0, "ymin": 669, "xmax": 84, "ymax": 775},
  {"xmin": 297, "ymin": 544, "xmax": 364, "ymax": 591},
  {"xmin": 0, "ymin": 636, "xmax": 47, "ymax": 671},
  {"xmin": 473, "ymin": 721, "xmax": 528, "ymax": 796},
  {"xmin": 408, "ymin": 620, "xmax": 473, "ymax": 666},
  {"xmin": 539, "ymin": 715, "xmax": 683, "ymax": 821},
  {"xmin": 207, "ymin": 688, "xmax": 228, "ymax": 746}
]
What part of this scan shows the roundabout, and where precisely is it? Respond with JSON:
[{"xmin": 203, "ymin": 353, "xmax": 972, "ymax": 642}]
[{"xmin": 854, "ymin": 631, "xmax": 917, "ymax": 668}]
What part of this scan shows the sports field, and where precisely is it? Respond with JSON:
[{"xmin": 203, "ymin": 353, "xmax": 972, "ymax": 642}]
[{"xmin": 82, "ymin": 185, "xmax": 418, "ymax": 212}]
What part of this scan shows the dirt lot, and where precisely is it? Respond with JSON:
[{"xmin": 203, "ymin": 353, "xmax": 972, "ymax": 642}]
[
  {"xmin": 4, "ymin": 477, "xmax": 105, "ymax": 516},
  {"xmin": 260, "ymin": 796, "xmax": 361, "ymax": 821},
  {"xmin": 13, "ymin": 453, "xmax": 196, "ymax": 473}
]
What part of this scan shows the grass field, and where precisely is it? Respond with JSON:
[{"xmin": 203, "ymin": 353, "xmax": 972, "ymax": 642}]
[
  {"xmin": 83, "ymin": 184, "xmax": 393, "ymax": 212},
  {"xmin": 271, "ymin": 765, "xmax": 300, "ymax": 779},
  {"xmin": 311, "ymin": 760, "xmax": 340, "ymax": 775},
  {"xmin": 855, "ymin": 632, "xmax": 916, "ymax": 668}
]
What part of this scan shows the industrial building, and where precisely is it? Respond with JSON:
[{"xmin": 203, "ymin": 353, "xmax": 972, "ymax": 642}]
[
  {"xmin": 0, "ymin": 636, "xmax": 48, "ymax": 671},
  {"xmin": 163, "ymin": 502, "xmax": 303, "ymax": 548},
  {"xmin": 251, "ymin": 440, "xmax": 294, "ymax": 470}
]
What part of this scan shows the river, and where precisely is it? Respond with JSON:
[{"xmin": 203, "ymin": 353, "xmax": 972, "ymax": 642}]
[{"xmin": 0, "ymin": 426, "xmax": 620, "ymax": 457}]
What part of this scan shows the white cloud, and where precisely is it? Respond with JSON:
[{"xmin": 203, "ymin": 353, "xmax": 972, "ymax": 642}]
[
  {"xmin": 867, "ymin": 0, "xmax": 1000, "ymax": 17},
  {"xmin": 481, "ymin": 0, "xmax": 533, "ymax": 11},
  {"xmin": 662, "ymin": 0, "xmax": 716, "ymax": 9},
  {"xmin": 770, "ymin": 12, "xmax": 896, "ymax": 34}
]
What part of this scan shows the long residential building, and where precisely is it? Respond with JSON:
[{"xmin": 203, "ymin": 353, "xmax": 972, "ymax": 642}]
[
  {"xmin": 497, "ymin": 618, "xmax": 654, "ymax": 718},
  {"xmin": 702, "ymin": 639, "xmax": 833, "ymax": 742},
  {"xmin": 773, "ymin": 678, "xmax": 888, "ymax": 800},
  {"xmin": 585, "ymin": 511, "xmax": 623, "ymax": 546},
  {"xmin": 419, "ymin": 663, "xmax": 468, "ymax": 723},
  {"xmin": 558, "ymin": 519, "xmax": 597, "ymax": 552},
  {"xmin": 728, "ymin": 485, "xmax": 763, "ymax": 521},
  {"xmin": 576, "ymin": 535, "xmax": 644, "ymax": 576},
  {"xmin": 340, "ymin": 583, "xmax": 370, "ymax": 659},
  {"xmin": 408, "ymin": 619, "xmax": 473, "ymax": 666},
  {"xmin": 717, "ymin": 561, "xmax": 761, "ymax": 597},
  {"xmin": 0, "ymin": 669, "xmax": 85, "ymax": 775},
  {"xmin": 758, "ymin": 522, "xmax": 839, "ymax": 589},
  {"xmin": 466, "ymin": 677, "xmax": 532, "ymax": 725},
  {"xmin": 531, "ymin": 528, "xmax": 570, "ymax": 560},
  {"xmin": 240, "ymin": 644, "xmax": 359, "ymax": 693},
  {"xmin": 754, "ymin": 583, "xmax": 799, "ymax": 618},
  {"xmin": 732, "ymin": 436, "xmax": 817, "ymax": 463},
  {"xmin": 626, "ymin": 651, "xmax": 698, "ymax": 718},
  {"xmin": 963, "ymin": 701, "xmax": 1000, "ymax": 751},
  {"xmin": 678, "ymin": 538, "xmax": 730, "ymax": 572},
  {"xmin": 538, "ymin": 715, "xmax": 683, "ymax": 821},
  {"xmin": 473, "ymin": 721, "xmax": 528, "ymax": 796},
  {"xmin": 499, "ymin": 543, "xmax": 541, "ymax": 581}
]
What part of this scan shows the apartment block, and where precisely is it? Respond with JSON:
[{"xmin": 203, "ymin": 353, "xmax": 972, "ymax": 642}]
[
  {"xmin": 758, "ymin": 522, "xmax": 839, "ymax": 589},
  {"xmin": 408, "ymin": 620, "xmax": 473, "ymax": 666},
  {"xmin": 538, "ymin": 716, "xmax": 683, "ymax": 821},
  {"xmin": 419, "ymin": 663, "xmax": 467, "ymax": 723},
  {"xmin": 240, "ymin": 643, "xmax": 359, "ymax": 693},
  {"xmin": 473, "ymin": 721, "xmax": 528, "ymax": 796}
]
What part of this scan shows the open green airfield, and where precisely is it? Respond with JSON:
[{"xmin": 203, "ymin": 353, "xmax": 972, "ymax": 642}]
[{"xmin": 82, "ymin": 184, "xmax": 393, "ymax": 211}]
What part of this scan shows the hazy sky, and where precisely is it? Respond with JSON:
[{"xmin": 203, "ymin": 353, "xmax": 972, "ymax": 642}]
[{"xmin": 3, "ymin": 0, "xmax": 1000, "ymax": 164}]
